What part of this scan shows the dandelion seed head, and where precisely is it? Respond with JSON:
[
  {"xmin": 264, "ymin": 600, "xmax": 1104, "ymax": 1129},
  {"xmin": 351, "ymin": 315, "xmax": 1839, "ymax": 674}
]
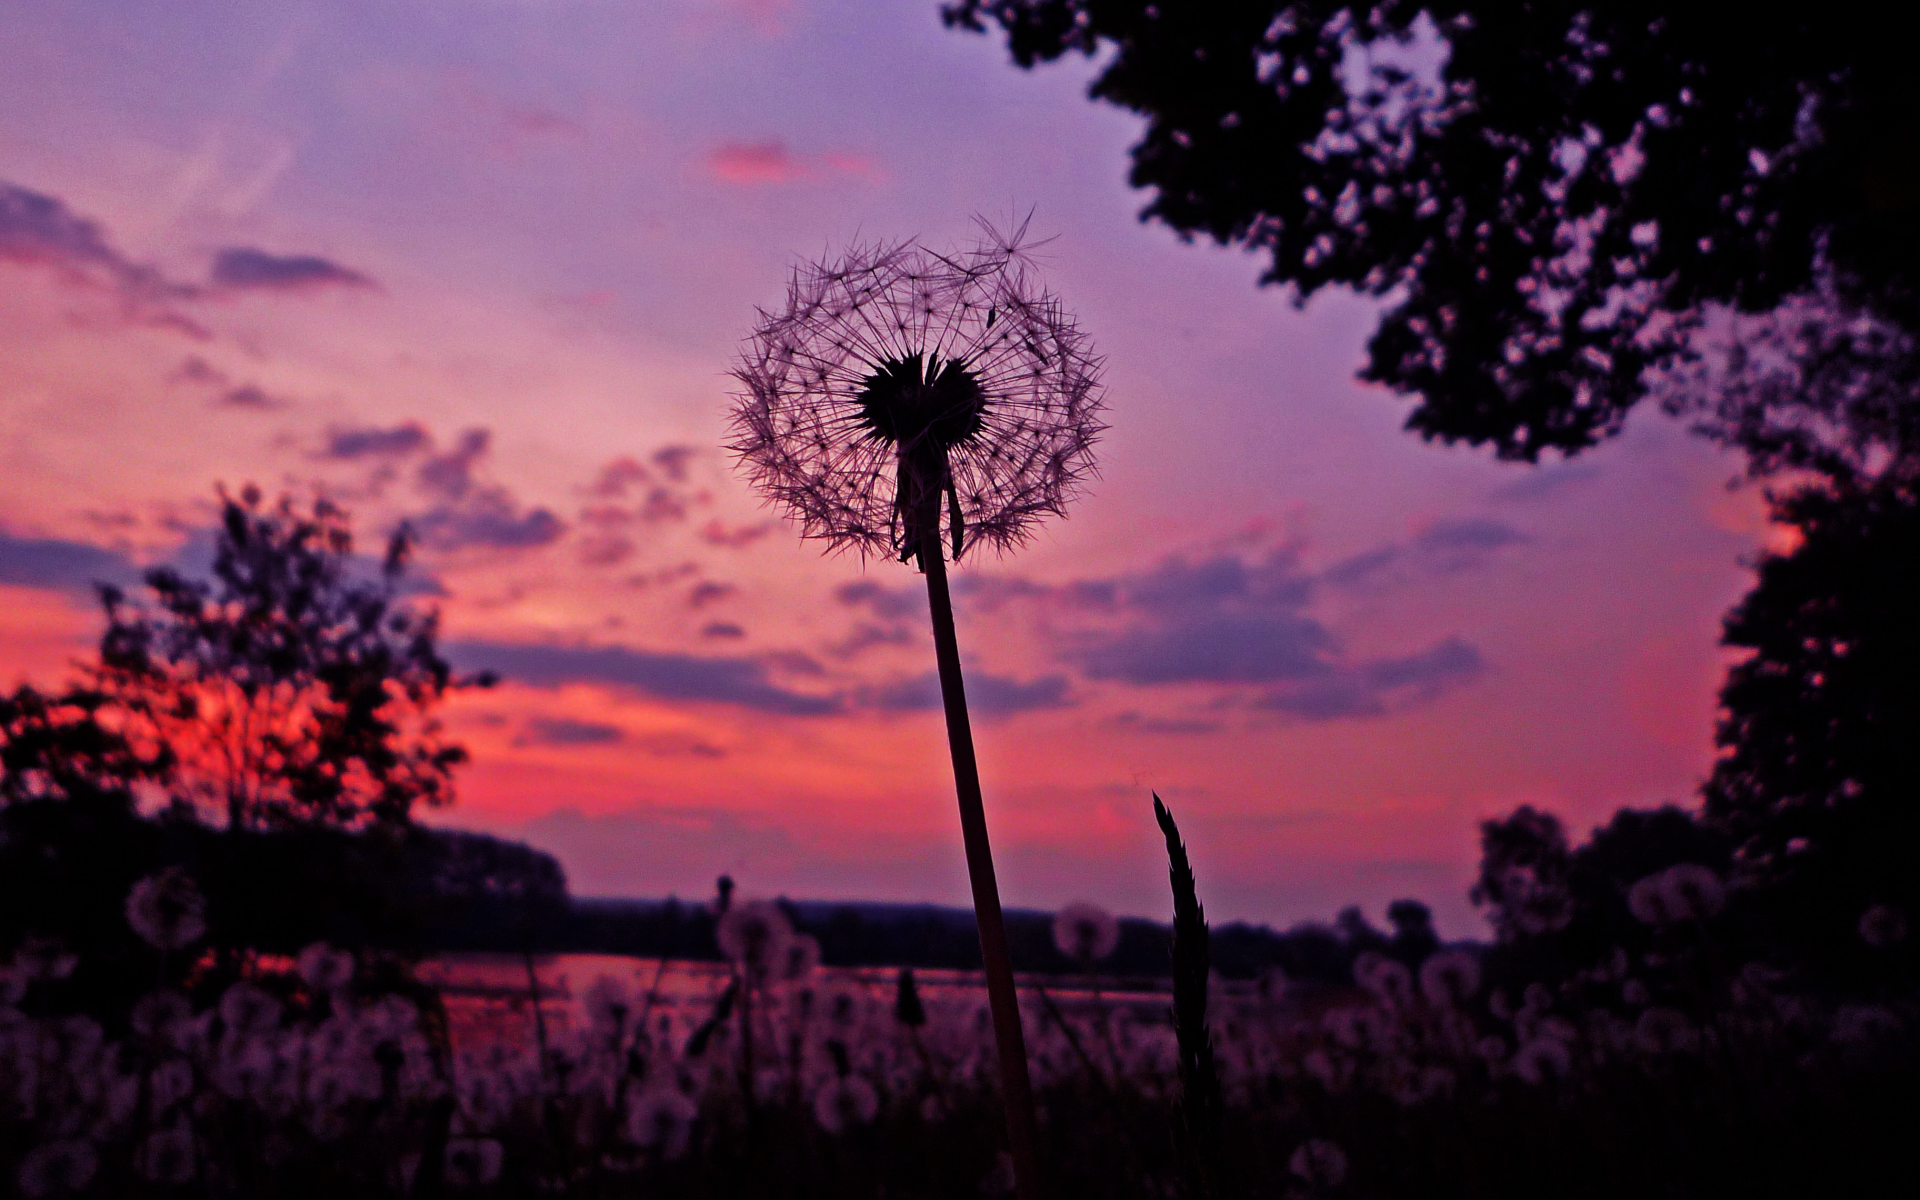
[
  {"xmin": 716, "ymin": 899, "xmax": 795, "ymax": 984},
  {"xmin": 812, "ymin": 1073, "xmax": 880, "ymax": 1133},
  {"xmin": 1051, "ymin": 902, "xmax": 1120, "ymax": 964},
  {"xmin": 1289, "ymin": 1138, "xmax": 1348, "ymax": 1188},
  {"xmin": 126, "ymin": 868, "xmax": 208, "ymax": 952},
  {"xmin": 625, "ymin": 1085, "xmax": 698, "ymax": 1158},
  {"xmin": 444, "ymin": 1138, "xmax": 505, "ymax": 1188},
  {"xmin": 729, "ymin": 220, "xmax": 1104, "ymax": 564},
  {"xmin": 295, "ymin": 943, "xmax": 355, "ymax": 993},
  {"xmin": 1418, "ymin": 949, "xmax": 1482, "ymax": 1008},
  {"xmin": 17, "ymin": 1139, "xmax": 98, "ymax": 1198},
  {"xmin": 1859, "ymin": 904, "xmax": 1908, "ymax": 947}
]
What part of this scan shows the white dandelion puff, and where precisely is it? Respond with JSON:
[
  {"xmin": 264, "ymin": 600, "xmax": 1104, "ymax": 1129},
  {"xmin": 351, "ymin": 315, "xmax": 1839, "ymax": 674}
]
[
  {"xmin": 728, "ymin": 219, "xmax": 1104, "ymax": 565},
  {"xmin": 125, "ymin": 868, "xmax": 208, "ymax": 951},
  {"xmin": 1051, "ymin": 902, "xmax": 1120, "ymax": 965}
]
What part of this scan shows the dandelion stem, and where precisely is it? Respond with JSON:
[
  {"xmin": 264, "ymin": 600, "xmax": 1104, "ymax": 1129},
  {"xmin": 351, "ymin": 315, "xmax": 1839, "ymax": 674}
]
[{"xmin": 921, "ymin": 531, "xmax": 1043, "ymax": 1200}]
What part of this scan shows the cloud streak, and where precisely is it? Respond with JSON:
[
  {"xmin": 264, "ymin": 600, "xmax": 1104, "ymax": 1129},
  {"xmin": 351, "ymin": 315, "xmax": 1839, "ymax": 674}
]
[
  {"xmin": 444, "ymin": 640, "xmax": 839, "ymax": 715},
  {"xmin": 0, "ymin": 532, "xmax": 137, "ymax": 593},
  {"xmin": 210, "ymin": 246, "xmax": 374, "ymax": 293}
]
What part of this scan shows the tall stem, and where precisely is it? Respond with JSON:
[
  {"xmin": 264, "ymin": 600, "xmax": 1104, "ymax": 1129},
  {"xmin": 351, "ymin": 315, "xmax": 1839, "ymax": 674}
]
[{"xmin": 921, "ymin": 536, "xmax": 1043, "ymax": 1200}]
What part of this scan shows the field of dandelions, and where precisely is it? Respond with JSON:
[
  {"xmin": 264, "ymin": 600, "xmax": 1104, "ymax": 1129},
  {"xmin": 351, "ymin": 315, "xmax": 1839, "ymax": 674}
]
[{"xmin": 5, "ymin": 858, "xmax": 1916, "ymax": 1199}]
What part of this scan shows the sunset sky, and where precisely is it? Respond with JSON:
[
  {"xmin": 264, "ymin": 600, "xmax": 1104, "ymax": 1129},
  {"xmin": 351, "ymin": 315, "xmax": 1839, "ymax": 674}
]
[{"xmin": 0, "ymin": 0, "xmax": 1773, "ymax": 935}]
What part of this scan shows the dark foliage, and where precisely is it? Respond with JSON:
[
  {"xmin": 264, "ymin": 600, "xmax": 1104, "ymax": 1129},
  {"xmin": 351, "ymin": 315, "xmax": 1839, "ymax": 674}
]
[
  {"xmin": 946, "ymin": 0, "xmax": 1920, "ymax": 464},
  {"xmin": 0, "ymin": 684, "xmax": 157, "ymax": 807},
  {"xmin": 94, "ymin": 487, "xmax": 486, "ymax": 831},
  {"xmin": 1706, "ymin": 478, "xmax": 1920, "ymax": 969}
]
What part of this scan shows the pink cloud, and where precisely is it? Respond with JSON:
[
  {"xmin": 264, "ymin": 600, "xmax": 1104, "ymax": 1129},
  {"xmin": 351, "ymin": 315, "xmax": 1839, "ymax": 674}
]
[
  {"xmin": 708, "ymin": 141, "xmax": 802, "ymax": 185},
  {"xmin": 706, "ymin": 141, "xmax": 883, "ymax": 187}
]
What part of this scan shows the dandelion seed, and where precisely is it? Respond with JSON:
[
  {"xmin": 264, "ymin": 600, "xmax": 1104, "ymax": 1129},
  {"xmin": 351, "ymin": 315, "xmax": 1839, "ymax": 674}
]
[
  {"xmin": 625, "ymin": 1085, "xmax": 698, "ymax": 1159},
  {"xmin": 131, "ymin": 990, "xmax": 196, "ymax": 1046},
  {"xmin": 12, "ymin": 937, "xmax": 78, "ymax": 982},
  {"xmin": 1511, "ymin": 1036, "xmax": 1573, "ymax": 1084},
  {"xmin": 1832, "ymin": 1004, "xmax": 1902, "ymax": 1046},
  {"xmin": 1858, "ymin": 904, "xmax": 1908, "ymax": 947},
  {"xmin": 125, "ymin": 868, "xmax": 208, "ymax": 951},
  {"xmin": 149, "ymin": 1057, "xmax": 196, "ymax": 1111},
  {"xmin": 295, "ymin": 943, "xmax": 355, "ymax": 993},
  {"xmin": 1634, "ymin": 1006, "xmax": 1700, "ymax": 1055},
  {"xmin": 444, "ymin": 1138, "xmax": 505, "ymax": 1188},
  {"xmin": 17, "ymin": 1140, "xmax": 97, "ymax": 1197},
  {"xmin": 1353, "ymin": 951, "xmax": 1414, "ymax": 1007},
  {"xmin": 715, "ymin": 899, "xmax": 794, "ymax": 986},
  {"xmin": 1051, "ymin": 902, "xmax": 1120, "ymax": 965},
  {"xmin": 1289, "ymin": 1139, "xmax": 1348, "ymax": 1188},
  {"xmin": 0, "ymin": 964, "xmax": 26, "ymax": 1008},
  {"xmin": 812, "ymin": 1074, "xmax": 881, "ymax": 1133},
  {"xmin": 218, "ymin": 982, "xmax": 282, "ymax": 1036},
  {"xmin": 136, "ymin": 1123, "xmax": 196, "ymax": 1185},
  {"xmin": 777, "ymin": 932, "xmax": 823, "ymax": 985},
  {"xmin": 1418, "ymin": 949, "xmax": 1481, "ymax": 1007}
]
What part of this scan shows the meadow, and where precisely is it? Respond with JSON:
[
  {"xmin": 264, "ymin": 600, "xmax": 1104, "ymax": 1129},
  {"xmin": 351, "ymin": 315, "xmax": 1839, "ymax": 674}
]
[{"xmin": 5, "ymin": 853, "xmax": 1914, "ymax": 1199}]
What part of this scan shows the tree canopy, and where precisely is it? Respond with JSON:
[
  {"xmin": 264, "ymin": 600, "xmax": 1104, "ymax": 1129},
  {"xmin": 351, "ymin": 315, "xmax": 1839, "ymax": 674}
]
[
  {"xmin": 91, "ymin": 489, "xmax": 485, "ymax": 830},
  {"xmin": 946, "ymin": 1, "xmax": 1919, "ymax": 468},
  {"xmin": 1705, "ymin": 479, "xmax": 1920, "ymax": 944}
]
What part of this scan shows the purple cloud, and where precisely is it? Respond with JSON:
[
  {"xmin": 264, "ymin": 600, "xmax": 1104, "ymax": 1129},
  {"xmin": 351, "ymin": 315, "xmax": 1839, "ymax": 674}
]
[
  {"xmin": 0, "ymin": 531, "xmax": 137, "ymax": 592},
  {"xmin": 443, "ymin": 640, "xmax": 839, "ymax": 716},
  {"xmin": 857, "ymin": 670, "xmax": 1072, "ymax": 716},
  {"xmin": 1, "ymin": 180, "xmax": 203, "ymax": 332},
  {"xmin": 517, "ymin": 716, "xmax": 624, "ymax": 747},
  {"xmin": 210, "ymin": 246, "xmax": 374, "ymax": 292},
  {"xmin": 324, "ymin": 422, "xmax": 431, "ymax": 459}
]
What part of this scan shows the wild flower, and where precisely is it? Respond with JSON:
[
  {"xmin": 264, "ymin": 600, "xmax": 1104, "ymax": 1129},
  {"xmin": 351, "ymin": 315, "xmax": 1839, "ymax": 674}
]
[
  {"xmin": 1859, "ymin": 903, "xmax": 1909, "ymax": 947},
  {"xmin": 443, "ymin": 1138, "xmax": 505, "ymax": 1188},
  {"xmin": 1511, "ymin": 1036, "xmax": 1575, "ymax": 1084},
  {"xmin": 1289, "ymin": 1138, "xmax": 1349, "ymax": 1188},
  {"xmin": 776, "ymin": 932, "xmax": 823, "ymax": 986},
  {"xmin": 1418, "ymin": 949, "xmax": 1482, "ymax": 1008},
  {"xmin": 124, "ymin": 868, "xmax": 208, "ymax": 951},
  {"xmin": 296, "ymin": 943, "xmax": 355, "ymax": 993},
  {"xmin": 149, "ymin": 1057, "xmax": 196, "ymax": 1111},
  {"xmin": 218, "ymin": 982, "xmax": 282, "ymax": 1036},
  {"xmin": 812, "ymin": 1073, "xmax": 881, "ymax": 1133},
  {"xmin": 12, "ymin": 938, "xmax": 78, "ymax": 983},
  {"xmin": 131, "ymin": 990, "xmax": 196, "ymax": 1046},
  {"xmin": 624, "ymin": 1084, "xmax": 698, "ymax": 1159},
  {"xmin": 135, "ymin": 1122, "xmax": 196, "ymax": 1185},
  {"xmin": 1634, "ymin": 1007, "xmax": 1701, "ymax": 1055},
  {"xmin": 1831, "ymin": 1004, "xmax": 1903, "ymax": 1046},
  {"xmin": 583, "ymin": 974, "xmax": 633, "ymax": 1038},
  {"xmin": 716, "ymin": 899, "xmax": 795, "ymax": 986},
  {"xmin": 1051, "ymin": 902, "xmax": 1120, "ymax": 965},
  {"xmin": 16, "ymin": 1139, "xmax": 97, "ymax": 1198},
  {"xmin": 0, "ymin": 964, "xmax": 26, "ymax": 1008},
  {"xmin": 1353, "ymin": 951, "xmax": 1415, "ymax": 1007}
]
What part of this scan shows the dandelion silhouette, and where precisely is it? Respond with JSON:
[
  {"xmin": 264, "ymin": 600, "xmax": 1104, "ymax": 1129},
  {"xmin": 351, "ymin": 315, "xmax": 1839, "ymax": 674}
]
[{"xmin": 730, "ymin": 219, "xmax": 1104, "ymax": 1200}]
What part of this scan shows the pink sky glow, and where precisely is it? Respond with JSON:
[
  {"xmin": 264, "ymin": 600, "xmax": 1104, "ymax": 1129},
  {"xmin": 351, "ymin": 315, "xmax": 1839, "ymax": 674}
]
[{"xmin": 0, "ymin": 1, "xmax": 1771, "ymax": 935}]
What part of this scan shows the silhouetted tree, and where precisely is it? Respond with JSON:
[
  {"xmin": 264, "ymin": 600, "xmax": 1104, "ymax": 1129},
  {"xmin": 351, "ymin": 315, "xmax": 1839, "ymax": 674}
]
[
  {"xmin": 1705, "ymin": 478, "xmax": 1920, "ymax": 959},
  {"xmin": 946, "ymin": 1, "xmax": 1918, "ymax": 469},
  {"xmin": 0, "ymin": 683, "xmax": 156, "ymax": 808},
  {"xmin": 93, "ymin": 488, "xmax": 486, "ymax": 831}
]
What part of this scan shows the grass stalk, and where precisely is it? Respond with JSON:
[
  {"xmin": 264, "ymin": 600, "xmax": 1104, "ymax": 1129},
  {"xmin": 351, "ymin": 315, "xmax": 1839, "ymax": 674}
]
[{"xmin": 1155, "ymin": 793, "xmax": 1221, "ymax": 1197}]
